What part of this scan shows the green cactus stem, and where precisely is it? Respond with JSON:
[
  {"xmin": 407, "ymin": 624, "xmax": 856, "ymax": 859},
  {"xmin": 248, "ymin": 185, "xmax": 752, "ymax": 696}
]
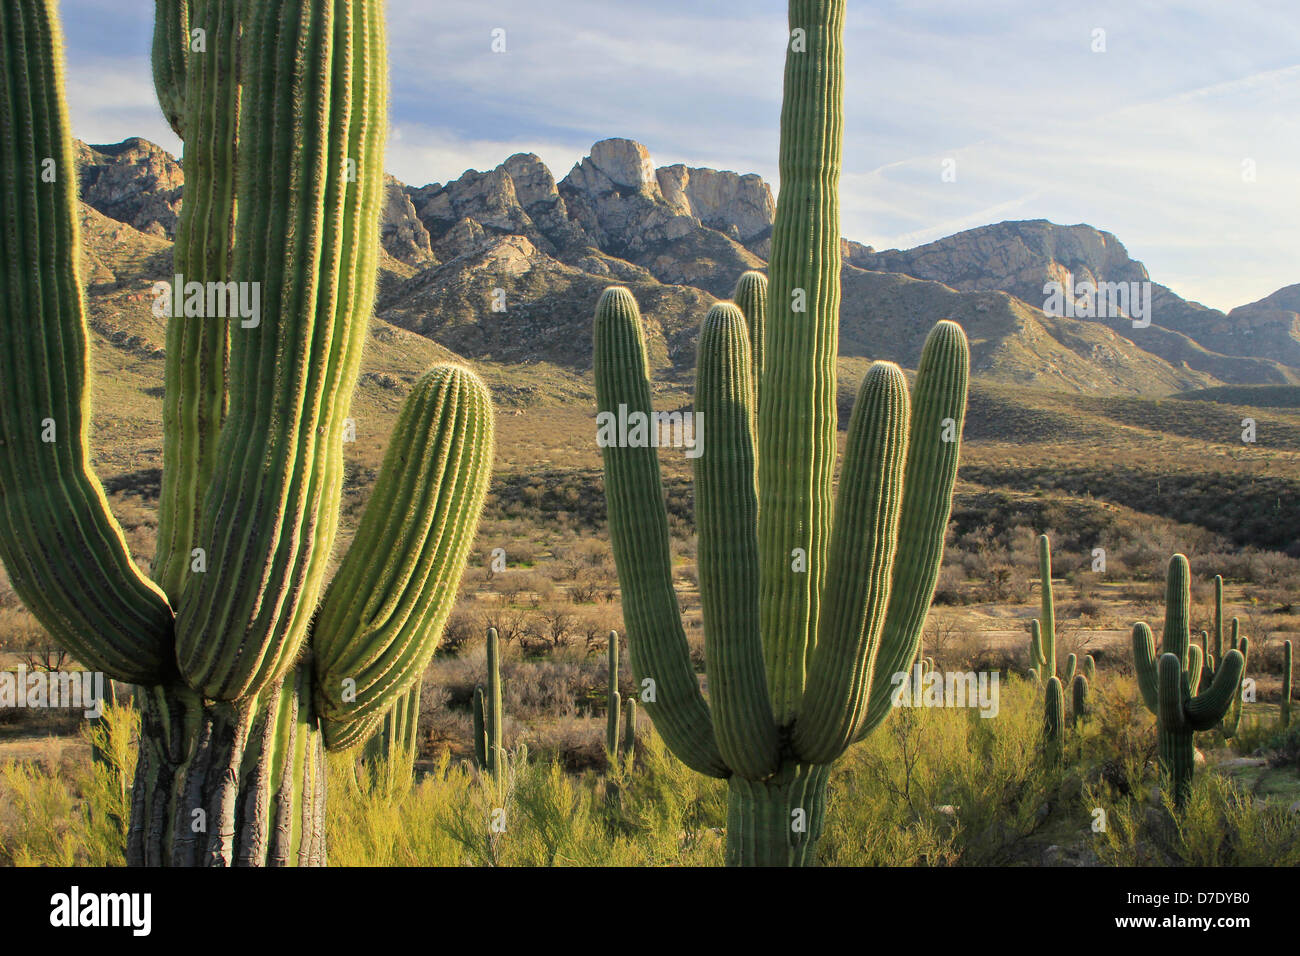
[
  {"xmin": 1282, "ymin": 641, "xmax": 1293, "ymax": 730},
  {"xmin": 1082, "ymin": 654, "xmax": 1096, "ymax": 683},
  {"xmin": 472, "ymin": 686, "xmax": 488, "ymax": 770},
  {"xmin": 1044, "ymin": 676, "xmax": 1065, "ymax": 765},
  {"xmin": 0, "ymin": 0, "xmax": 494, "ymax": 866},
  {"xmin": 359, "ymin": 680, "xmax": 421, "ymax": 795},
  {"xmin": 1132, "ymin": 555, "xmax": 1244, "ymax": 808},
  {"xmin": 1221, "ymin": 631, "xmax": 1248, "ymax": 740},
  {"xmin": 594, "ymin": 13, "xmax": 970, "ymax": 861},
  {"xmin": 1071, "ymin": 673, "xmax": 1089, "ymax": 727},
  {"xmin": 607, "ymin": 630, "xmax": 621, "ymax": 756},
  {"xmin": 624, "ymin": 696, "xmax": 638, "ymax": 757},
  {"xmin": 1064, "ymin": 653, "xmax": 1077, "ymax": 686}
]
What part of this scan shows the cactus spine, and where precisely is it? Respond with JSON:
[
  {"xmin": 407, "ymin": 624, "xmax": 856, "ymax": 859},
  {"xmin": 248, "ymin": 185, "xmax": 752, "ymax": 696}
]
[
  {"xmin": 0, "ymin": 0, "xmax": 493, "ymax": 865},
  {"xmin": 1132, "ymin": 556, "xmax": 1244, "ymax": 807},
  {"xmin": 594, "ymin": 0, "xmax": 969, "ymax": 866},
  {"xmin": 473, "ymin": 628, "xmax": 504, "ymax": 781}
]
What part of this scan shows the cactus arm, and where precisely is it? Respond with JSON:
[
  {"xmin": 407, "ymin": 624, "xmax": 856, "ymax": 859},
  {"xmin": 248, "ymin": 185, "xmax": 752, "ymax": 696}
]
[
  {"xmin": 1221, "ymin": 635, "xmax": 1247, "ymax": 737},
  {"xmin": 1186, "ymin": 649, "xmax": 1244, "ymax": 732},
  {"xmin": 623, "ymin": 696, "xmax": 638, "ymax": 756},
  {"xmin": 594, "ymin": 287, "xmax": 726, "ymax": 778},
  {"xmin": 152, "ymin": 0, "xmax": 238, "ymax": 601},
  {"xmin": 1212, "ymin": 574, "xmax": 1224, "ymax": 664},
  {"xmin": 606, "ymin": 631, "xmax": 621, "ymax": 755},
  {"xmin": 1064, "ymin": 652, "xmax": 1077, "ymax": 686},
  {"xmin": 175, "ymin": 0, "xmax": 389, "ymax": 700},
  {"xmin": 1083, "ymin": 653, "xmax": 1096, "ymax": 682},
  {"xmin": 0, "ymin": 0, "xmax": 174, "ymax": 684},
  {"xmin": 1132, "ymin": 622, "xmax": 1159, "ymax": 714},
  {"xmin": 757, "ymin": 0, "xmax": 846, "ymax": 722},
  {"xmin": 794, "ymin": 362, "xmax": 909, "ymax": 763},
  {"xmin": 1186, "ymin": 644, "xmax": 1204, "ymax": 696},
  {"xmin": 856, "ymin": 321, "xmax": 969, "ymax": 740},
  {"xmin": 1029, "ymin": 622, "xmax": 1044, "ymax": 669},
  {"xmin": 732, "ymin": 271, "xmax": 767, "ymax": 394},
  {"xmin": 1037, "ymin": 534, "xmax": 1056, "ymax": 678},
  {"xmin": 694, "ymin": 303, "xmax": 779, "ymax": 777},
  {"xmin": 151, "ymin": 0, "xmax": 189, "ymax": 138},
  {"xmin": 1071, "ymin": 673, "xmax": 1089, "ymax": 725},
  {"xmin": 312, "ymin": 365, "xmax": 494, "ymax": 750}
]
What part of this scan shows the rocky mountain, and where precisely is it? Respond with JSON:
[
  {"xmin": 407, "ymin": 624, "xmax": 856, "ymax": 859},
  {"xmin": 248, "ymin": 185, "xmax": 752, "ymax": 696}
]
[{"xmin": 72, "ymin": 135, "xmax": 1300, "ymax": 394}]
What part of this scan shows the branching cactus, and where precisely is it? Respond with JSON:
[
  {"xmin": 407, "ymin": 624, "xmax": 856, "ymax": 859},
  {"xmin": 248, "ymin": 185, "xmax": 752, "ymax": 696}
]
[
  {"xmin": 1027, "ymin": 534, "xmax": 1057, "ymax": 681},
  {"xmin": 1132, "ymin": 555, "xmax": 1244, "ymax": 807},
  {"xmin": 0, "ymin": 0, "xmax": 493, "ymax": 865},
  {"xmin": 594, "ymin": 0, "xmax": 969, "ymax": 867}
]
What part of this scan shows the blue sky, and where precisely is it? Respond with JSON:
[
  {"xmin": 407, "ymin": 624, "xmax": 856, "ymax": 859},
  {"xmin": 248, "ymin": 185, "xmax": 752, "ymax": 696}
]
[{"xmin": 58, "ymin": 0, "xmax": 1299, "ymax": 311}]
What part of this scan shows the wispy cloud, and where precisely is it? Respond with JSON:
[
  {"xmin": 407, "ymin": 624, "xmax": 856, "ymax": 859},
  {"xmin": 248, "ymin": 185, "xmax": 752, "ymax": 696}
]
[{"xmin": 55, "ymin": 0, "xmax": 1299, "ymax": 311}]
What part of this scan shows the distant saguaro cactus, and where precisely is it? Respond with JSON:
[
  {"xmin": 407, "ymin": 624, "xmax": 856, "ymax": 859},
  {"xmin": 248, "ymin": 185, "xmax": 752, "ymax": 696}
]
[
  {"xmin": 1132, "ymin": 556, "xmax": 1244, "ymax": 807},
  {"xmin": 594, "ymin": 0, "xmax": 969, "ymax": 866},
  {"xmin": 0, "ymin": 0, "xmax": 493, "ymax": 865},
  {"xmin": 473, "ymin": 628, "xmax": 505, "ymax": 782},
  {"xmin": 1283, "ymin": 641, "xmax": 1293, "ymax": 730}
]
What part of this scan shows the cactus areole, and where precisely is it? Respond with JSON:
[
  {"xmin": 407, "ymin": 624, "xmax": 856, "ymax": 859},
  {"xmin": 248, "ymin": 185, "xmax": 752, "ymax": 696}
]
[
  {"xmin": 594, "ymin": 0, "xmax": 969, "ymax": 865},
  {"xmin": 0, "ymin": 0, "xmax": 494, "ymax": 865}
]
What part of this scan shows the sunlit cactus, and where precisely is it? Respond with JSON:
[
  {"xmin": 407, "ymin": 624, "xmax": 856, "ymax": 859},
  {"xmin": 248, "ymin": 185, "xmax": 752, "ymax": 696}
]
[
  {"xmin": 1132, "ymin": 555, "xmax": 1244, "ymax": 807},
  {"xmin": 593, "ymin": 0, "xmax": 969, "ymax": 866},
  {"xmin": 0, "ymin": 0, "xmax": 493, "ymax": 865}
]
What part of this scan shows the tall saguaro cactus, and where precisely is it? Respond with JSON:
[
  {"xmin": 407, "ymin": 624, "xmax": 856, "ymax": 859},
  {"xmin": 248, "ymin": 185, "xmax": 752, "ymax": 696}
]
[
  {"xmin": 1131, "ymin": 556, "xmax": 1244, "ymax": 807},
  {"xmin": 594, "ymin": 0, "xmax": 969, "ymax": 866},
  {"xmin": 1027, "ymin": 534, "xmax": 1056, "ymax": 682},
  {"xmin": 0, "ymin": 0, "xmax": 494, "ymax": 865}
]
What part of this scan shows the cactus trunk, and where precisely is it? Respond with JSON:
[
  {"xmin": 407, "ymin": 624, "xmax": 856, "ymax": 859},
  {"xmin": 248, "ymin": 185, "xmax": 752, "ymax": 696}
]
[{"xmin": 0, "ymin": 0, "xmax": 494, "ymax": 866}]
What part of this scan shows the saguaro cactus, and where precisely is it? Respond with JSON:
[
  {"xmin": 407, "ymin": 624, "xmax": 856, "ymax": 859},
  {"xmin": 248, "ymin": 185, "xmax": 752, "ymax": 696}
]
[
  {"xmin": 594, "ymin": 0, "xmax": 969, "ymax": 866},
  {"xmin": 1132, "ymin": 556, "xmax": 1244, "ymax": 807},
  {"xmin": 1043, "ymin": 676, "xmax": 1065, "ymax": 764},
  {"xmin": 0, "ymin": 0, "xmax": 493, "ymax": 865},
  {"xmin": 1283, "ymin": 640, "xmax": 1293, "ymax": 730},
  {"xmin": 360, "ymin": 681, "xmax": 422, "ymax": 795},
  {"xmin": 1027, "ymin": 534, "xmax": 1057, "ymax": 681},
  {"xmin": 1071, "ymin": 673, "xmax": 1090, "ymax": 727},
  {"xmin": 606, "ymin": 631, "xmax": 621, "ymax": 756},
  {"xmin": 472, "ymin": 628, "xmax": 504, "ymax": 781}
]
